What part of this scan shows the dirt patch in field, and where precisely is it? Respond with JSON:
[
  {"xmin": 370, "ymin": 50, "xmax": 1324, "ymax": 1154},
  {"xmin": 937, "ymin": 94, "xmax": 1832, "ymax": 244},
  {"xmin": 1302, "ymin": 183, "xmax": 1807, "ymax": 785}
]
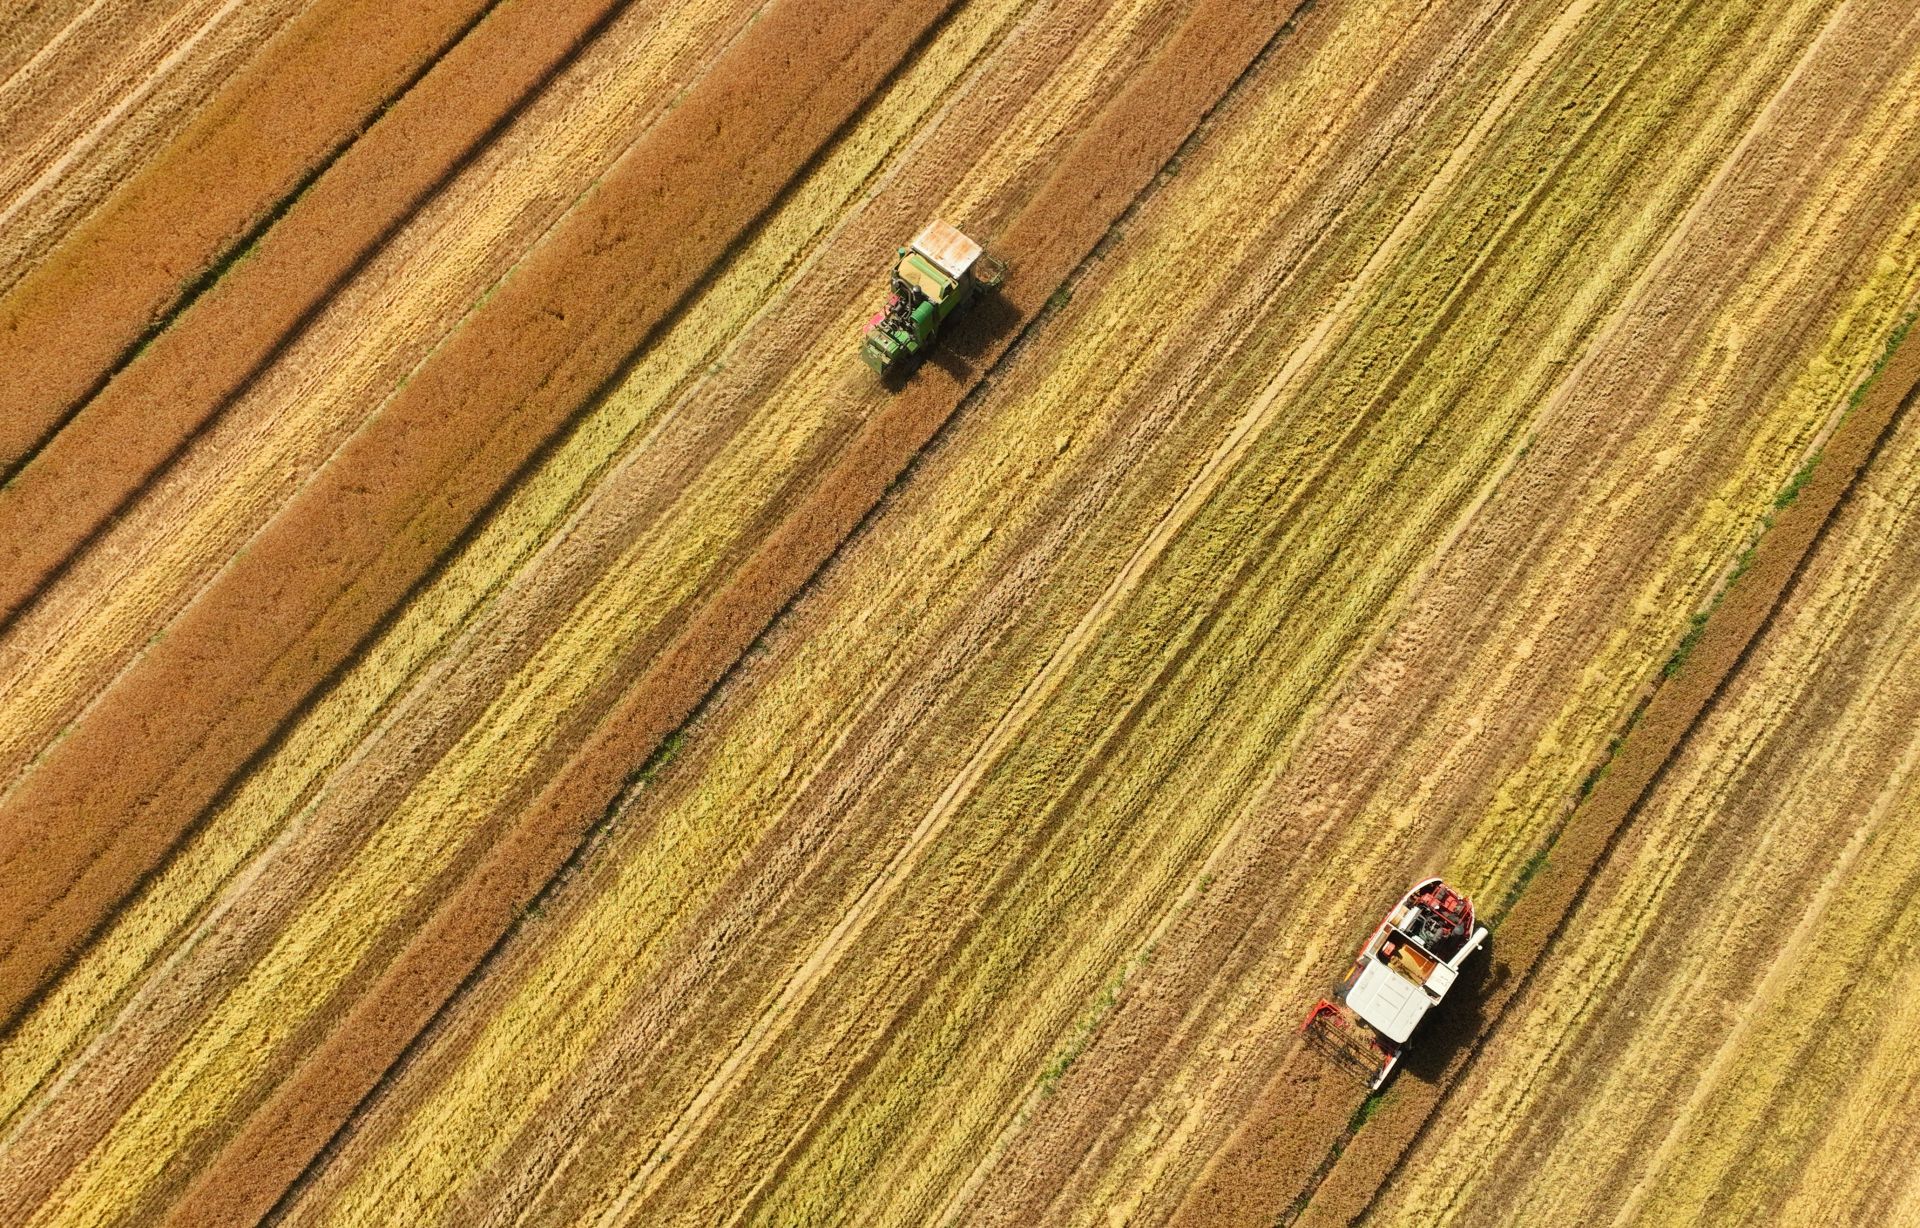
[
  {"xmin": 151, "ymin": 0, "xmax": 1318, "ymax": 1220},
  {"xmin": 0, "ymin": 0, "xmax": 640, "ymax": 629},
  {"xmin": 0, "ymin": 0, "xmax": 496, "ymax": 475}
]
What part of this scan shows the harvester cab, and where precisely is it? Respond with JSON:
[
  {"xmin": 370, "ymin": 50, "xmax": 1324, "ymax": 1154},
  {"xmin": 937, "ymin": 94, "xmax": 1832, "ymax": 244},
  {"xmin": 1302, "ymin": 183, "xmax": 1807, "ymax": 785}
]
[
  {"xmin": 861, "ymin": 219, "xmax": 1006, "ymax": 376},
  {"xmin": 1302, "ymin": 878, "xmax": 1489, "ymax": 1088}
]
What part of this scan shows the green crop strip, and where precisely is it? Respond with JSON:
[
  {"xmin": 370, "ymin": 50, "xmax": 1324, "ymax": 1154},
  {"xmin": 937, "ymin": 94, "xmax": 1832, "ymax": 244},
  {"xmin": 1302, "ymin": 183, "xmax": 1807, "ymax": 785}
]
[
  {"xmin": 1657, "ymin": 305, "xmax": 1916, "ymax": 684},
  {"xmin": 636, "ymin": 729, "xmax": 686, "ymax": 788}
]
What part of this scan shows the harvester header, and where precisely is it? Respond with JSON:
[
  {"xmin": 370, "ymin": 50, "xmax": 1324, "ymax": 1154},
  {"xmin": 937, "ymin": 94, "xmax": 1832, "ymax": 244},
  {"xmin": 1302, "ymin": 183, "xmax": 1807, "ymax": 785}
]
[{"xmin": 1302, "ymin": 878, "xmax": 1489, "ymax": 1088}]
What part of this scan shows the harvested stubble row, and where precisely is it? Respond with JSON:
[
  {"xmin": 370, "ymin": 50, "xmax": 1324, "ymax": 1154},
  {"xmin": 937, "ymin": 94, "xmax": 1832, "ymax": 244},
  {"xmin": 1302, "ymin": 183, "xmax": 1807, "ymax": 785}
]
[
  {"xmin": 0, "ymin": 0, "xmax": 1314, "ymax": 1217},
  {"xmin": 0, "ymin": 0, "xmax": 307, "ymax": 294},
  {"xmin": 0, "ymin": 0, "xmax": 973, "ymax": 1131},
  {"xmin": 0, "ymin": 0, "xmax": 655, "ymax": 629},
  {"xmin": 1285, "ymin": 327, "xmax": 1920, "ymax": 1228},
  {"xmin": 0, "ymin": 0, "xmax": 773, "ymax": 802},
  {"xmin": 0, "ymin": 4, "xmax": 1052, "ymax": 1181},
  {"xmin": 1366, "ymin": 336, "xmax": 1920, "ymax": 1224},
  {"xmin": 0, "ymin": 0, "xmax": 978, "ymax": 1214},
  {"xmin": 1175, "ymin": 4, "xmax": 1920, "ymax": 1223},
  {"xmin": 73, "ymin": 0, "xmax": 1221, "ymax": 1220},
  {"xmin": 276, "ymin": 0, "xmax": 1429, "ymax": 1211},
  {"xmin": 158, "ymin": 1, "xmax": 1322, "ymax": 1222},
  {"xmin": 976, "ymin": 0, "xmax": 1920, "ymax": 1222},
  {"xmin": 3, "ymin": 0, "xmax": 1917, "ymax": 1222},
  {"xmin": 0, "ymin": 0, "xmax": 505, "ymax": 474},
  {"xmin": 260, "ymin": 0, "xmax": 1920, "ymax": 1222},
  {"xmin": 0, "ymin": 0, "xmax": 1056, "ymax": 1214},
  {"xmin": 0, "ymin": 1, "xmax": 90, "ymax": 78}
]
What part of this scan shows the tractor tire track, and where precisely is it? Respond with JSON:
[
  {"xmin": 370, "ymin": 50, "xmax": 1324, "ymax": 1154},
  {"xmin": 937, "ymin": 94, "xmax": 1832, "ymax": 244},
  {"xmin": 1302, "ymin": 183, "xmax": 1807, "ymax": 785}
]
[
  {"xmin": 0, "ymin": 0, "xmax": 658, "ymax": 632},
  {"xmin": 0, "ymin": 0, "xmax": 963, "ymax": 1041},
  {"xmin": 0, "ymin": 0, "xmax": 502, "ymax": 478}
]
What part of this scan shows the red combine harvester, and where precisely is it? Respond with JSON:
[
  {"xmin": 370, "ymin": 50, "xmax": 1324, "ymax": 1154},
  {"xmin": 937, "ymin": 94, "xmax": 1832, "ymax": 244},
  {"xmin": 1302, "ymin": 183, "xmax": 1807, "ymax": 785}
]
[{"xmin": 1302, "ymin": 878, "xmax": 1489, "ymax": 1088}]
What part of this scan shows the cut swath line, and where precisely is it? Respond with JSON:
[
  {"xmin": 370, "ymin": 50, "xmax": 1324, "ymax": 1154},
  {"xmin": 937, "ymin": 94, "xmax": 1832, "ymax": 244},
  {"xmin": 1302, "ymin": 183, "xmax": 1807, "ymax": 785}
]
[
  {"xmin": 1271, "ymin": 7, "xmax": 1920, "ymax": 1219},
  {"xmin": 1603, "ymin": 496, "xmax": 1920, "ymax": 1224},
  {"xmin": 931, "ymin": 3, "xmax": 1530, "ymax": 1217},
  {"xmin": 0, "ymin": 0, "xmax": 114, "ymax": 101},
  {"xmin": 0, "ymin": 0, "xmax": 248, "ymax": 230},
  {"xmin": 1390, "ymin": 0, "xmax": 1869, "ymax": 888},
  {"xmin": 1014, "ymin": 0, "xmax": 1641, "ymax": 1197}
]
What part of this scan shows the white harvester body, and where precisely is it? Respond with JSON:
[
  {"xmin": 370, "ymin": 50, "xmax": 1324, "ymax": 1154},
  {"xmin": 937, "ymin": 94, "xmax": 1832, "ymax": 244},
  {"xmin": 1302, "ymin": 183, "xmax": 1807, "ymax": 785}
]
[{"xmin": 1302, "ymin": 877, "xmax": 1489, "ymax": 1087}]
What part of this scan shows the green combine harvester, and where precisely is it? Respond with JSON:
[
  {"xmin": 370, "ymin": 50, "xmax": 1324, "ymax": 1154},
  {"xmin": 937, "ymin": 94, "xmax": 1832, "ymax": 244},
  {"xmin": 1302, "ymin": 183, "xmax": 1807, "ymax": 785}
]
[{"xmin": 861, "ymin": 219, "xmax": 1006, "ymax": 376}]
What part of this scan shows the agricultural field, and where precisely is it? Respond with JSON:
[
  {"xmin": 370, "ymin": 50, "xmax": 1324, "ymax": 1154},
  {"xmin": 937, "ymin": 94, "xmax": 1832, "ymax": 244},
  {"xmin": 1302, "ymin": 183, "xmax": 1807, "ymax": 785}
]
[{"xmin": 0, "ymin": 0, "xmax": 1916, "ymax": 1224}]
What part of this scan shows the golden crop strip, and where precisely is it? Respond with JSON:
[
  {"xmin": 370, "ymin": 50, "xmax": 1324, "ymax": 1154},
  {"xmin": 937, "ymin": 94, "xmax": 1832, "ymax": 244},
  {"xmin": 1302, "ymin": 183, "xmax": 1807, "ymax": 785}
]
[
  {"xmin": 0, "ymin": 0, "xmax": 768, "ymax": 783},
  {"xmin": 1372, "ymin": 367, "xmax": 1920, "ymax": 1227},
  {"xmin": 0, "ymin": 0, "xmax": 776, "ymax": 1135},
  {"xmin": 281, "ymin": 0, "xmax": 1919, "ymax": 1224},
  {"xmin": 6, "ymin": 0, "xmax": 1918, "ymax": 1220}
]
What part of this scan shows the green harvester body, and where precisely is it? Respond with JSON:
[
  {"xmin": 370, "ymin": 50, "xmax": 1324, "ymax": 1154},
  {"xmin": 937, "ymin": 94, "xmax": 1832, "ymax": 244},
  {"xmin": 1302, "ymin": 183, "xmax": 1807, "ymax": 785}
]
[{"xmin": 861, "ymin": 220, "xmax": 1005, "ymax": 375}]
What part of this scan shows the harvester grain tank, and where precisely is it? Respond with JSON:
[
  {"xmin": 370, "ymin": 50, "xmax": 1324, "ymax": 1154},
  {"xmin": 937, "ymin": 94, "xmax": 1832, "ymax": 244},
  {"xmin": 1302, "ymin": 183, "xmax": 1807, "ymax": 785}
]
[
  {"xmin": 1302, "ymin": 878, "xmax": 1489, "ymax": 1088},
  {"xmin": 861, "ymin": 219, "xmax": 1005, "ymax": 375}
]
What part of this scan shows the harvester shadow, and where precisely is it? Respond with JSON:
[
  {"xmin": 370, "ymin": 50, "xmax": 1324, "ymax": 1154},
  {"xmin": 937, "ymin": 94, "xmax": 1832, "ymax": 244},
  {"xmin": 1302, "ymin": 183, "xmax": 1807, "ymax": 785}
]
[
  {"xmin": 925, "ymin": 288, "xmax": 1022, "ymax": 384},
  {"xmin": 1401, "ymin": 934, "xmax": 1508, "ymax": 1084}
]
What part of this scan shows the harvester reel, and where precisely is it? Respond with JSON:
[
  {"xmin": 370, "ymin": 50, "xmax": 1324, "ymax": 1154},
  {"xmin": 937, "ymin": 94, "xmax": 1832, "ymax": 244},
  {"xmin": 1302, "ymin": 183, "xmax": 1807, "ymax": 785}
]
[{"xmin": 1301, "ymin": 999, "xmax": 1393, "ymax": 1088}]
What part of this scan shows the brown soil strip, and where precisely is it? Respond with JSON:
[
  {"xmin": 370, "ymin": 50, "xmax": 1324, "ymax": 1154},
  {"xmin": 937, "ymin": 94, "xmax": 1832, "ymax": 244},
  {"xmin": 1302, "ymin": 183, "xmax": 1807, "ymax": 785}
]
[
  {"xmin": 154, "ymin": 0, "xmax": 1314, "ymax": 1221},
  {"xmin": 0, "ymin": 0, "xmax": 645, "ymax": 631},
  {"xmin": 1218, "ymin": 321, "xmax": 1920, "ymax": 1228},
  {"xmin": 0, "ymin": 0, "xmax": 497, "ymax": 477}
]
